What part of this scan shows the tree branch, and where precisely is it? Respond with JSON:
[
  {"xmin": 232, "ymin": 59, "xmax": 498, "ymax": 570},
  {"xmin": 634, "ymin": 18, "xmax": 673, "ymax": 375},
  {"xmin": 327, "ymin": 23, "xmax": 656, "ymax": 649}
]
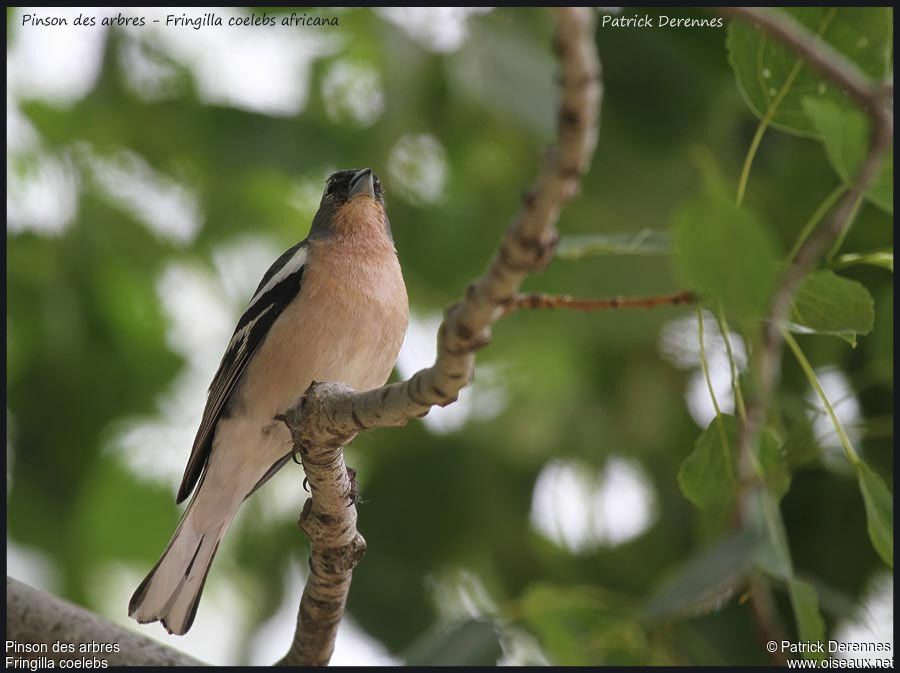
[
  {"xmin": 276, "ymin": 7, "xmax": 601, "ymax": 666},
  {"xmin": 723, "ymin": 5, "xmax": 893, "ymax": 498},
  {"xmin": 6, "ymin": 577, "xmax": 204, "ymax": 667},
  {"xmin": 720, "ymin": 7, "xmax": 893, "ymax": 663},
  {"xmin": 274, "ymin": 403, "xmax": 366, "ymax": 667}
]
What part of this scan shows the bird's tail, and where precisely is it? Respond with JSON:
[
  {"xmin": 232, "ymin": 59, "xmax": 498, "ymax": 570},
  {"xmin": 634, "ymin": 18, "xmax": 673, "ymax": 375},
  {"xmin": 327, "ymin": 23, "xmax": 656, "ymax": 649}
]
[{"xmin": 128, "ymin": 481, "xmax": 234, "ymax": 635}]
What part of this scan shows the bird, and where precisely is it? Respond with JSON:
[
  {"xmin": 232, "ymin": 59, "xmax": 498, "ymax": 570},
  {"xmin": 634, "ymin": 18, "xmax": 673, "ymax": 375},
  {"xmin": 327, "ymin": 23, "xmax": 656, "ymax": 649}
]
[{"xmin": 128, "ymin": 168, "xmax": 409, "ymax": 635}]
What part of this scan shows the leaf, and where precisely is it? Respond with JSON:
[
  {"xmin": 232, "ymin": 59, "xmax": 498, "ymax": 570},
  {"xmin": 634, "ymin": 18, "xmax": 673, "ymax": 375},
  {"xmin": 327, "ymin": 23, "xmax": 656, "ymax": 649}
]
[
  {"xmin": 403, "ymin": 619, "xmax": 502, "ymax": 666},
  {"xmin": 788, "ymin": 579, "xmax": 827, "ymax": 660},
  {"xmin": 673, "ymin": 192, "xmax": 778, "ymax": 323},
  {"xmin": 748, "ymin": 489, "xmax": 794, "ymax": 581},
  {"xmin": 786, "ymin": 270, "xmax": 875, "ymax": 346},
  {"xmin": 679, "ymin": 416, "xmax": 789, "ymax": 510},
  {"xmin": 727, "ymin": 7, "xmax": 893, "ymax": 138},
  {"xmin": 556, "ymin": 231, "xmax": 671, "ymax": 260},
  {"xmin": 758, "ymin": 428, "xmax": 791, "ymax": 502},
  {"xmin": 645, "ymin": 529, "xmax": 763, "ymax": 619},
  {"xmin": 803, "ymin": 97, "xmax": 893, "ymax": 214},
  {"xmin": 856, "ymin": 462, "xmax": 893, "ymax": 567},
  {"xmin": 678, "ymin": 415, "xmax": 736, "ymax": 511},
  {"xmin": 750, "ymin": 492, "xmax": 828, "ymax": 651},
  {"xmin": 520, "ymin": 585, "xmax": 648, "ymax": 666}
]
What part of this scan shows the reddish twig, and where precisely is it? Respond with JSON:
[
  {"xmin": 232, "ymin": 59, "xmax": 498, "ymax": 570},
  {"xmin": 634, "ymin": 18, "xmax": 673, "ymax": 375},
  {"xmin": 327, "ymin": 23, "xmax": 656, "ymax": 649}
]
[{"xmin": 500, "ymin": 290, "xmax": 695, "ymax": 316}]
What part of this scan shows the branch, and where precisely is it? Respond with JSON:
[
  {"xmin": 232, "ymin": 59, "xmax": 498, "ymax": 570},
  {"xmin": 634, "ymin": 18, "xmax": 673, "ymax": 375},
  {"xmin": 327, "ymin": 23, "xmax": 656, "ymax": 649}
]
[
  {"xmin": 500, "ymin": 290, "xmax": 694, "ymax": 317},
  {"xmin": 275, "ymin": 406, "xmax": 366, "ymax": 667},
  {"xmin": 721, "ymin": 7, "xmax": 893, "ymax": 659},
  {"xmin": 724, "ymin": 5, "xmax": 893, "ymax": 492},
  {"xmin": 276, "ymin": 7, "xmax": 601, "ymax": 666},
  {"xmin": 735, "ymin": 112, "xmax": 890, "ymax": 515},
  {"xmin": 6, "ymin": 577, "xmax": 204, "ymax": 667}
]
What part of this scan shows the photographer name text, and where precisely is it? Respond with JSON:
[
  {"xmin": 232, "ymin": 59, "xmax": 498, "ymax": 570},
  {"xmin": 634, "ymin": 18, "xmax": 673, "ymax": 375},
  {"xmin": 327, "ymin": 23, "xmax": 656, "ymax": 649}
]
[{"xmin": 601, "ymin": 14, "xmax": 723, "ymax": 29}]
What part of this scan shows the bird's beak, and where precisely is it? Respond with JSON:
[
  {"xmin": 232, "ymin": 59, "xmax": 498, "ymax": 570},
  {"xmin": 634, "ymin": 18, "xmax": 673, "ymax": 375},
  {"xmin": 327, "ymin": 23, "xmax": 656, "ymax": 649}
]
[{"xmin": 347, "ymin": 168, "xmax": 376, "ymax": 200}]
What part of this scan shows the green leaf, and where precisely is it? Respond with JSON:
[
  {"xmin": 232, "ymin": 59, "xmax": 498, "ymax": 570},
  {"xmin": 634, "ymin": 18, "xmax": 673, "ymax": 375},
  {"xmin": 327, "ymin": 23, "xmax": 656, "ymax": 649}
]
[
  {"xmin": 788, "ymin": 579, "xmax": 827, "ymax": 660},
  {"xmin": 834, "ymin": 250, "xmax": 893, "ymax": 273},
  {"xmin": 727, "ymin": 7, "xmax": 893, "ymax": 138},
  {"xmin": 679, "ymin": 415, "xmax": 789, "ymax": 510},
  {"xmin": 856, "ymin": 462, "xmax": 893, "ymax": 567},
  {"xmin": 748, "ymin": 489, "xmax": 794, "ymax": 581},
  {"xmin": 556, "ymin": 230, "xmax": 671, "ymax": 260},
  {"xmin": 787, "ymin": 270, "xmax": 875, "ymax": 346},
  {"xmin": 678, "ymin": 415, "xmax": 736, "ymax": 511},
  {"xmin": 749, "ymin": 492, "xmax": 828, "ymax": 651},
  {"xmin": 403, "ymin": 619, "xmax": 502, "ymax": 666},
  {"xmin": 646, "ymin": 529, "xmax": 763, "ymax": 618},
  {"xmin": 673, "ymin": 192, "xmax": 778, "ymax": 323},
  {"xmin": 758, "ymin": 429, "xmax": 791, "ymax": 502},
  {"xmin": 803, "ymin": 97, "xmax": 893, "ymax": 214},
  {"xmin": 520, "ymin": 585, "xmax": 648, "ymax": 666}
]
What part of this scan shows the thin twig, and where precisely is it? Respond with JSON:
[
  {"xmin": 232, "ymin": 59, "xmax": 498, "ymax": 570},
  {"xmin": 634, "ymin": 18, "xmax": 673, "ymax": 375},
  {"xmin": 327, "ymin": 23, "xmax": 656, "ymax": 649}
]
[
  {"xmin": 783, "ymin": 328, "xmax": 860, "ymax": 466},
  {"xmin": 744, "ymin": 576, "xmax": 788, "ymax": 666},
  {"xmin": 276, "ymin": 7, "xmax": 602, "ymax": 666},
  {"xmin": 500, "ymin": 290, "xmax": 694, "ymax": 316},
  {"xmin": 751, "ymin": 119, "xmax": 890, "ymax": 433}
]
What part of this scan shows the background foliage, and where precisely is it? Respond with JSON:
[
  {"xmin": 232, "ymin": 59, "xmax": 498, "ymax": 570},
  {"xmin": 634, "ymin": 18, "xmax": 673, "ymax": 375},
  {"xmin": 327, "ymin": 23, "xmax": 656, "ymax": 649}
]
[{"xmin": 6, "ymin": 7, "xmax": 893, "ymax": 666}]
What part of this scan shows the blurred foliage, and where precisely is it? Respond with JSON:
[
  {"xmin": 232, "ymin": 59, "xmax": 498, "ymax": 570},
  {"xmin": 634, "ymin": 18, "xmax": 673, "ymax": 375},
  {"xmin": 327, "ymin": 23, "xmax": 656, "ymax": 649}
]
[
  {"xmin": 804, "ymin": 98, "xmax": 893, "ymax": 214},
  {"xmin": 6, "ymin": 6, "xmax": 893, "ymax": 666}
]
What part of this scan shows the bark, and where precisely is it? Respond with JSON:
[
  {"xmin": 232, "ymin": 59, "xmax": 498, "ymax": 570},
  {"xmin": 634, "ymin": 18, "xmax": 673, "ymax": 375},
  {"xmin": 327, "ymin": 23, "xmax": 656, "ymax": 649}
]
[{"xmin": 5, "ymin": 577, "xmax": 204, "ymax": 667}]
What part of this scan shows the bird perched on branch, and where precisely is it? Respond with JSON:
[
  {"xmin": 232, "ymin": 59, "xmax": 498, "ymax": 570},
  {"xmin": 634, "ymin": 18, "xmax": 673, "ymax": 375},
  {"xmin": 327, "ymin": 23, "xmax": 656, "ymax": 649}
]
[{"xmin": 129, "ymin": 168, "xmax": 409, "ymax": 635}]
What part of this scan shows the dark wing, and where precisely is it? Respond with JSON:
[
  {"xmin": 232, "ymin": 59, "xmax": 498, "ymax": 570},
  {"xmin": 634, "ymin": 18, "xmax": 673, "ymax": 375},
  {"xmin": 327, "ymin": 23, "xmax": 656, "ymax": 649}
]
[{"xmin": 175, "ymin": 240, "xmax": 309, "ymax": 504}]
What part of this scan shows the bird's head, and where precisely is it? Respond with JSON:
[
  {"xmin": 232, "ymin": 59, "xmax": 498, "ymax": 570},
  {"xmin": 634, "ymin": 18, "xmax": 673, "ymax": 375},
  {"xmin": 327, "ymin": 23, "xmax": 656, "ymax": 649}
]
[{"xmin": 309, "ymin": 168, "xmax": 390, "ymax": 240}]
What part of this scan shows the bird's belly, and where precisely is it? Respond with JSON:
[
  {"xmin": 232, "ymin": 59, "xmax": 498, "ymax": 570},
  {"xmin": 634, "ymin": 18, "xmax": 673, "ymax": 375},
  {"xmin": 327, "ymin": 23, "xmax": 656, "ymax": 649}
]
[
  {"xmin": 200, "ymin": 293, "xmax": 405, "ymax": 521},
  {"xmin": 232, "ymin": 280, "xmax": 407, "ymax": 423}
]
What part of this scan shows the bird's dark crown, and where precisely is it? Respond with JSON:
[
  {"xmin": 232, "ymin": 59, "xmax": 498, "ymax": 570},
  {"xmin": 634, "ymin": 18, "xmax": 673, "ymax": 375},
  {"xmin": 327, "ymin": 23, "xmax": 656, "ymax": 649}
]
[{"xmin": 323, "ymin": 168, "xmax": 384, "ymax": 203}]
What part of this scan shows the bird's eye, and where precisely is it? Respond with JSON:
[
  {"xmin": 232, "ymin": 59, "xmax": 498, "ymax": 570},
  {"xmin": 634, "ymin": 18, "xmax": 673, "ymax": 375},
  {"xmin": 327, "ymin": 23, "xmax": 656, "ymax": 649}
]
[{"xmin": 324, "ymin": 182, "xmax": 335, "ymax": 197}]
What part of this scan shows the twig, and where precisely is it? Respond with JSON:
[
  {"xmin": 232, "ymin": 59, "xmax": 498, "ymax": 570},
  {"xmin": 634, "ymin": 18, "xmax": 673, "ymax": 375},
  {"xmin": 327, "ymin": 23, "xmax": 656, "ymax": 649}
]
[
  {"xmin": 725, "ymin": 1, "xmax": 892, "ymax": 525},
  {"xmin": 276, "ymin": 7, "xmax": 601, "ymax": 666},
  {"xmin": 6, "ymin": 577, "xmax": 205, "ymax": 667},
  {"xmin": 500, "ymin": 290, "xmax": 694, "ymax": 316},
  {"xmin": 741, "ymin": 110, "xmax": 890, "ymax": 471},
  {"xmin": 745, "ymin": 576, "xmax": 788, "ymax": 666}
]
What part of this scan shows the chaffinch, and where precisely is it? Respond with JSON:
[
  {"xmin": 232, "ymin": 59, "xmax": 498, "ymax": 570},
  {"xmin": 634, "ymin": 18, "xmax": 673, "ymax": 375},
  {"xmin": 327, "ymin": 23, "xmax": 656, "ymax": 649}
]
[{"xmin": 129, "ymin": 168, "xmax": 409, "ymax": 635}]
